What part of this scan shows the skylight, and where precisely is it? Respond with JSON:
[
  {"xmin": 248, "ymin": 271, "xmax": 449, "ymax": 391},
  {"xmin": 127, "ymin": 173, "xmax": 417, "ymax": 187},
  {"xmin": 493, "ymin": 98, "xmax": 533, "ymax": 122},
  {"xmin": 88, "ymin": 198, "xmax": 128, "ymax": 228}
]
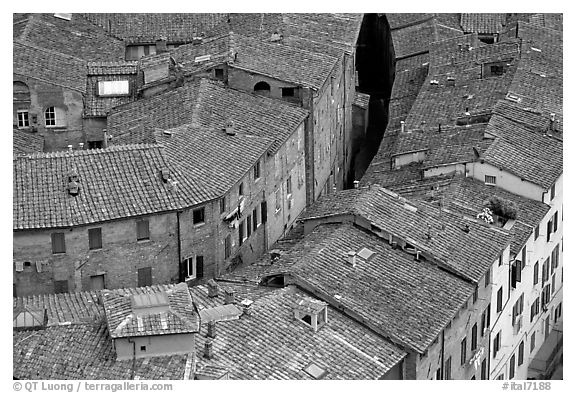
[{"xmin": 304, "ymin": 363, "xmax": 328, "ymax": 379}]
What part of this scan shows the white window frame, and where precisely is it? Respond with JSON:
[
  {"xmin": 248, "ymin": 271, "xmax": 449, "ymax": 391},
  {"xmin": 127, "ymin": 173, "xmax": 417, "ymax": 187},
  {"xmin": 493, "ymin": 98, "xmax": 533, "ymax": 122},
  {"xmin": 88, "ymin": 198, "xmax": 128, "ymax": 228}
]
[
  {"xmin": 485, "ymin": 175, "xmax": 497, "ymax": 186},
  {"xmin": 184, "ymin": 256, "xmax": 196, "ymax": 280},
  {"xmin": 17, "ymin": 110, "xmax": 29, "ymax": 128},
  {"xmin": 97, "ymin": 80, "xmax": 130, "ymax": 97},
  {"xmin": 45, "ymin": 106, "xmax": 66, "ymax": 128}
]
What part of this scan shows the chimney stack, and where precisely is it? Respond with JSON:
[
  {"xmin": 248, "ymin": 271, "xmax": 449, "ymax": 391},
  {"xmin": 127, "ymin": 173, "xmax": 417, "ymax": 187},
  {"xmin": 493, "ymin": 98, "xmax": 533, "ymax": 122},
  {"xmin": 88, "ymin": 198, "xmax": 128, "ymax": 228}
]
[
  {"xmin": 204, "ymin": 339, "xmax": 214, "ymax": 359},
  {"xmin": 401, "ymin": 121, "xmax": 406, "ymax": 133},
  {"xmin": 207, "ymin": 321, "xmax": 217, "ymax": 338},
  {"xmin": 353, "ymin": 180, "xmax": 360, "ymax": 189},
  {"xmin": 78, "ymin": 142, "xmax": 84, "ymax": 150},
  {"xmin": 67, "ymin": 145, "xmax": 73, "ymax": 152},
  {"xmin": 207, "ymin": 279, "xmax": 220, "ymax": 298},
  {"xmin": 346, "ymin": 251, "xmax": 357, "ymax": 267},
  {"xmin": 224, "ymin": 288, "xmax": 235, "ymax": 305}
]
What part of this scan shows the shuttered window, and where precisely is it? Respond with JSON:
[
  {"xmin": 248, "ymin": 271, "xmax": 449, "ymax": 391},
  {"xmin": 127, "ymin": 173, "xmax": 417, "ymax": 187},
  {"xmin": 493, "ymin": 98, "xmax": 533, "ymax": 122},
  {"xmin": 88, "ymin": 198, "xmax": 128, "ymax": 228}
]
[
  {"xmin": 54, "ymin": 280, "xmax": 68, "ymax": 293},
  {"xmin": 51, "ymin": 233, "xmax": 66, "ymax": 254},
  {"xmin": 138, "ymin": 267, "xmax": 152, "ymax": 287},
  {"xmin": 196, "ymin": 256, "xmax": 204, "ymax": 279},
  {"xmin": 88, "ymin": 228, "xmax": 102, "ymax": 250},
  {"xmin": 136, "ymin": 220, "xmax": 150, "ymax": 241}
]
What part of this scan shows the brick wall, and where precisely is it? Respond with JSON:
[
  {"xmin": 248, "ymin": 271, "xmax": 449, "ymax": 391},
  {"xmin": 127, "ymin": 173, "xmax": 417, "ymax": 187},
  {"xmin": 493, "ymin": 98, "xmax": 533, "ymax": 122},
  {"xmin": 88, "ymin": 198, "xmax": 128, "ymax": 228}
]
[
  {"xmin": 13, "ymin": 76, "xmax": 84, "ymax": 152},
  {"xmin": 13, "ymin": 212, "xmax": 179, "ymax": 297}
]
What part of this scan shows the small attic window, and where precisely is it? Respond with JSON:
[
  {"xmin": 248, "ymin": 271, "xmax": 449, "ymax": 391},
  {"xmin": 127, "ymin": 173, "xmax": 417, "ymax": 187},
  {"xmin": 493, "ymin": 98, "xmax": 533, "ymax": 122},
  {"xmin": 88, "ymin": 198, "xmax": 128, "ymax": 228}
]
[
  {"xmin": 356, "ymin": 247, "xmax": 376, "ymax": 261},
  {"xmin": 282, "ymin": 87, "xmax": 295, "ymax": 97},
  {"xmin": 482, "ymin": 60, "xmax": 511, "ymax": 78},
  {"xmin": 54, "ymin": 13, "xmax": 72, "ymax": 21},
  {"xmin": 293, "ymin": 298, "xmax": 328, "ymax": 332},
  {"xmin": 304, "ymin": 363, "xmax": 328, "ymax": 379},
  {"xmin": 194, "ymin": 54, "xmax": 212, "ymax": 63},
  {"xmin": 97, "ymin": 81, "xmax": 130, "ymax": 97},
  {"xmin": 254, "ymin": 81, "xmax": 271, "ymax": 94}
]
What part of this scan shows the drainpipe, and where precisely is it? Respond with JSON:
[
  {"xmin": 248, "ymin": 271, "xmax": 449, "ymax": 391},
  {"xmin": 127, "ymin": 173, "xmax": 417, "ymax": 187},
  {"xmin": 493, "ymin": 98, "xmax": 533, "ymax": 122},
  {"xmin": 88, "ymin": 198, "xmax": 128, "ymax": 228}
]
[{"xmin": 440, "ymin": 329, "xmax": 445, "ymax": 379}]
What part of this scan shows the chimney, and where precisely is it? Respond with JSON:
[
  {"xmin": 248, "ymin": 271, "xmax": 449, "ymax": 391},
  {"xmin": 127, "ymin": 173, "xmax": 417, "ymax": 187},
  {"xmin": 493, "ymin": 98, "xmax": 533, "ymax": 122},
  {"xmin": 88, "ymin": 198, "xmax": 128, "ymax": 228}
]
[
  {"xmin": 224, "ymin": 120, "xmax": 235, "ymax": 136},
  {"xmin": 549, "ymin": 113, "xmax": 557, "ymax": 132},
  {"xmin": 78, "ymin": 143, "xmax": 84, "ymax": 150},
  {"xmin": 102, "ymin": 130, "xmax": 109, "ymax": 148},
  {"xmin": 458, "ymin": 43, "xmax": 462, "ymax": 51},
  {"xmin": 438, "ymin": 123, "xmax": 442, "ymax": 133},
  {"xmin": 155, "ymin": 37, "xmax": 168, "ymax": 53},
  {"xmin": 414, "ymin": 250, "xmax": 422, "ymax": 261},
  {"xmin": 400, "ymin": 121, "xmax": 406, "ymax": 133},
  {"xmin": 67, "ymin": 145, "xmax": 73, "ymax": 152},
  {"xmin": 353, "ymin": 180, "xmax": 360, "ymax": 189},
  {"xmin": 207, "ymin": 321, "xmax": 217, "ymax": 338},
  {"xmin": 224, "ymin": 288, "xmax": 235, "ymax": 305},
  {"xmin": 446, "ymin": 76, "xmax": 455, "ymax": 86},
  {"xmin": 207, "ymin": 279, "xmax": 220, "ymax": 298},
  {"xmin": 346, "ymin": 251, "xmax": 357, "ymax": 267},
  {"xmin": 204, "ymin": 339, "xmax": 214, "ymax": 359}
]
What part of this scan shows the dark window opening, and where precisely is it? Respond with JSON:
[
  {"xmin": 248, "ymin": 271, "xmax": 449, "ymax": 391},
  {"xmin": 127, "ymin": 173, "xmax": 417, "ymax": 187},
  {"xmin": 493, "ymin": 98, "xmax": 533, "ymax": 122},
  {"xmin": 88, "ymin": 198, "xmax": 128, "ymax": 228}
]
[
  {"xmin": 193, "ymin": 207, "xmax": 205, "ymax": 225},
  {"xmin": 225, "ymin": 234, "xmax": 232, "ymax": 259},
  {"xmin": 88, "ymin": 228, "xmax": 102, "ymax": 250},
  {"xmin": 220, "ymin": 197, "xmax": 227, "ymax": 214},
  {"xmin": 138, "ymin": 267, "xmax": 153, "ymax": 287},
  {"xmin": 88, "ymin": 141, "xmax": 103, "ymax": 149},
  {"xmin": 254, "ymin": 81, "xmax": 271, "ymax": 93},
  {"xmin": 215, "ymin": 68, "xmax": 224, "ymax": 80},
  {"xmin": 140, "ymin": 346, "xmax": 147, "ymax": 351},
  {"xmin": 196, "ymin": 256, "xmax": 204, "ymax": 279},
  {"xmin": 51, "ymin": 233, "xmax": 66, "ymax": 254},
  {"xmin": 54, "ymin": 280, "xmax": 68, "ymax": 294},
  {"xmin": 282, "ymin": 87, "xmax": 295, "ymax": 97},
  {"xmin": 301, "ymin": 314, "xmax": 312, "ymax": 325}
]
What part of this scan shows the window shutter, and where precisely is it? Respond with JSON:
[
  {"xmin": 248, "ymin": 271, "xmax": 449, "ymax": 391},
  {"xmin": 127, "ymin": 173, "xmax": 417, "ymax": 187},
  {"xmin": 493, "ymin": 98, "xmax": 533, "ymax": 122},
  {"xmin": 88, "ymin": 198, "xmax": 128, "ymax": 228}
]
[
  {"xmin": 196, "ymin": 256, "xmax": 204, "ymax": 279},
  {"xmin": 138, "ymin": 267, "xmax": 152, "ymax": 287},
  {"xmin": 54, "ymin": 280, "xmax": 68, "ymax": 293},
  {"xmin": 137, "ymin": 220, "xmax": 150, "ymax": 240},
  {"xmin": 51, "ymin": 233, "xmax": 66, "ymax": 254},
  {"xmin": 88, "ymin": 228, "xmax": 102, "ymax": 250},
  {"xmin": 179, "ymin": 258, "xmax": 187, "ymax": 282},
  {"xmin": 510, "ymin": 264, "xmax": 517, "ymax": 288},
  {"xmin": 553, "ymin": 212, "xmax": 558, "ymax": 232},
  {"xmin": 261, "ymin": 201, "xmax": 268, "ymax": 223},
  {"xmin": 253, "ymin": 208, "xmax": 258, "ymax": 229},
  {"xmin": 515, "ymin": 260, "xmax": 522, "ymax": 283}
]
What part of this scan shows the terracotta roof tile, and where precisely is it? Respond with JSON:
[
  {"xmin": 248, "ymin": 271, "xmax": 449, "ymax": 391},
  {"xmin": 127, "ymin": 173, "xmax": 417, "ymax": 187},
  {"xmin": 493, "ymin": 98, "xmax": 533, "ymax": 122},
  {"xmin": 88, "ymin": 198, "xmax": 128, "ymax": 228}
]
[
  {"xmin": 460, "ymin": 13, "xmax": 506, "ymax": 34},
  {"xmin": 85, "ymin": 63, "xmax": 139, "ymax": 117},
  {"xmin": 13, "ymin": 40, "xmax": 87, "ymax": 92},
  {"xmin": 13, "ymin": 145, "xmax": 184, "ymax": 230},
  {"xmin": 13, "ymin": 130, "xmax": 44, "ymax": 156},
  {"xmin": 13, "ymin": 14, "xmax": 125, "ymax": 62}
]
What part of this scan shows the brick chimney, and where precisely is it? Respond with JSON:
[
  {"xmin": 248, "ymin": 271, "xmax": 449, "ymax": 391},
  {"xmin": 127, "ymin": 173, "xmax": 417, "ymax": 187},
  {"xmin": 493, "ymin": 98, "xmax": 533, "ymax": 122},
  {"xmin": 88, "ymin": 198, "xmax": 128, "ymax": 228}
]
[
  {"xmin": 204, "ymin": 339, "xmax": 214, "ymax": 359},
  {"xmin": 224, "ymin": 288, "xmax": 235, "ymax": 305},
  {"xmin": 207, "ymin": 320, "xmax": 217, "ymax": 338},
  {"xmin": 207, "ymin": 279, "xmax": 220, "ymax": 298},
  {"xmin": 346, "ymin": 251, "xmax": 357, "ymax": 267}
]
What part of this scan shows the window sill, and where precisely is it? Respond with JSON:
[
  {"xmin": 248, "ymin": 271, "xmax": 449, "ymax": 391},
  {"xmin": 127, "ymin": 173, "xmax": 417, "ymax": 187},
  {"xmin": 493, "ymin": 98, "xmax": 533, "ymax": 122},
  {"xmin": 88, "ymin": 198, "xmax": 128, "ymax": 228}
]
[
  {"xmin": 46, "ymin": 126, "xmax": 68, "ymax": 132},
  {"xmin": 194, "ymin": 222, "xmax": 206, "ymax": 229},
  {"xmin": 89, "ymin": 248, "xmax": 102, "ymax": 252},
  {"xmin": 185, "ymin": 276, "xmax": 197, "ymax": 282},
  {"xmin": 137, "ymin": 239, "xmax": 151, "ymax": 243}
]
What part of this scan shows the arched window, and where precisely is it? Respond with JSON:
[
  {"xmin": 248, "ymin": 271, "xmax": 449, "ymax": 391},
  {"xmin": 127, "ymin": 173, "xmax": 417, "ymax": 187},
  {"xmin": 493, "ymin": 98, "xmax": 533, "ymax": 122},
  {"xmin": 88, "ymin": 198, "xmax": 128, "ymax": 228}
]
[
  {"xmin": 45, "ymin": 106, "xmax": 67, "ymax": 128},
  {"xmin": 254, "ymin": 81, "xmax": 271, "ymax": 94},
  {"xmin": 13, "ymin": 81, "xmax": 30, "ymax": 103}
]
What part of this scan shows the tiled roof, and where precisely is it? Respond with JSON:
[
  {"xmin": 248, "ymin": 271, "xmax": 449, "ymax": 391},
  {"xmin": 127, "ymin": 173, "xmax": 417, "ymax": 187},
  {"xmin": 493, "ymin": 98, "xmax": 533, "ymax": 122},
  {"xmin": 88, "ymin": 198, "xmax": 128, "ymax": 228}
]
[
  {"xmin": 85, "ymin": 63, "xmax": 139, "ymax": 117},
  {"xmin": 13, "ymin": 130, "xmax": 44, "ymax": 156},
  {"xmin": 387, "ymin": 63, "xmax": 429, "ymax": 129},
  {"xmin": 13, "ymin": 284, "xmax": 196, "ymax": 380},
  {"xmin": 193, "ymin": 283, "xmax": 406, "ymax": 379},
  {"xmin": 13, "ymin": 13, "xmax": 125, "ymax": 62},
  {"xmin": 13, "ymin": 145, "xmax": 184, "ymax": 230},
  {"xmin": 354, "ymin": 92, "xmax": 370, "ymax": 109},
  {"xmin": 14, "ymin": 324, "xmax": 191, "ymax": 380},
  {"xmin": 108, "ymin": 78, "xmax": 308, "ymax": 152},
  {"xmin": 387, "ymin": 14, "xmax": 433, "ymax": 30},
  {"xmin": 13, "ymin": 40, "xmax": 87, "ymax": 92},
  {"xmin": 481, "ymin": 115, "xmax": 562, "ymax": 189},
  {"xmin": 299, "ymin": 186, "xmax": 512, "ymax": 283},
  {"xmin": 392, "ymin": 18, "xmax": 463, "ymax": 59},
  {"xmin": 81, "ymin": 13, "xmax": 228, "ymax": 43},
  {"xmin": 231, "ymin": 33, "xmax": 341, "ymax": 89},
  {"xmin": 460, "ymin": 13, "xmax": 506, "ymax": 34},
  {"xmin": 101, "ymin": 283, "xmax": 199, "ymax": 338},
  {"xmin": 154, "ymin": 125, "xmax": 273, "ymax": 201}
]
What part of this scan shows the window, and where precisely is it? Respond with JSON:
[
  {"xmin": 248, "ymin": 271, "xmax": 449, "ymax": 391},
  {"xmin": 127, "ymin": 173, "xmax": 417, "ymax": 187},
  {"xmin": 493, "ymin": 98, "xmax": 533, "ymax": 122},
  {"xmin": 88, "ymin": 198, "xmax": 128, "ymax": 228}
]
[
  {"xmin": 225, "ymin": 234, "xmax": 232, "ymax": 259},
  {"xmin": 17, "ymin": 110, "xmax": 29, "ymax": 128},
  {"xmin": 473, "ymin": 287, "xmax": 478, "ymax": 303},
  {"xmin": 534, "ymin": 224, "xmax": 539, "ymax": 241},
  {"xmin": 518, "ymin": 341, "xmax": 524, "ymax": 366},
  {"xmin": 530, "ymin": 332, "xmax": 536, "ymax": 353},
  {"xmin": 88, "ymin": 141, "xmax": 103, "ymax": 149},
  {"xmin": 509, "ymin": 354, "xmax": 516, "ymax": 379},
  {"xmin": 97, "ymin": 80, "xmax": 129, "ymax": 96},
  {"xmin": 13, "ymin": 81, "xmax": 30, "ymax": 102},
  {"xmin": 435, "ymin": 368, "xmax": 442, "ymax": 380},
  {"xmin": 530, "ymin": 298, "xmax": 540, "ymax": 322},
  {"xmin": 547, "ymin": 217, "xmax": 553, "ymax": 242},
  {"xmin": 485, "ymin": 175, "xmax": 496, "ymax": 185},
  {"xmin": 512, "ymin": 294, "xmax": 524, "ymax": 324},
  {"xmin": 491, "ymin": 65, "xmax": 504, "ymax": 76},
  {"xmin": 253, "ymin": 208, "xmax": 258, "ymax": 229},
  {"xmin": 542, "ymin": 284, "xmax": 551, "ymax": 306},
  {"xmin": 533, "ymin": 261, "xmax": 539, "ymax": 285},
  {"xmin": 460, "ymin": 337, "xmax": 467, "ymax": 365},
  {"xmin": 444, "ymin": 357, "xmax": 452, "ymax": 380},
  {"xmin": 137, "ymin": 267, "xmax": 152, "ymax": 287},
  {"xmin": 184, "ymin": 256, "xmax": 195, "ymax": 279},
  {"xmin": 220, "ymin": 196, "xmax": 227, "ymax": 214},
  {"xmin": 498, "ymin": 253, "xmax": 503, "ymax": 266},
  {"xmin": 554, "ymin": 302, "xmax": 562, "ymax": 322},
  {"xmin": 521, "ymin": 247, "xmax": 526, "ymax": 269},
  {"xmin": 471, "ymin": 323, "xmax": 478, "ymax": 351},
  {"xmin": 261, "ymin": 201, "xmax": 268, "ymax": 223},
  {"xmin": 497, "ymin": 287, "xmax": 503, "ymax": 312},
  {"xmin": 239, "ymin": 182, "xmax": 244, "ymax": 196},
  {"xmin": 140, "ymin": 345, "xmax": 147, "ymax": 352},
  {"xmin": 90, "ymin": 274, "xmax": 105, "ymax": 290},
  {"xmin": 553, "ymin": 211, "xmax": 558, "ymax": 232},
  {"xmin": 551, "ymin": 245, "xmax": 559, "ymax": 271},
  {"xmin": 550, "ymin": 183, "xmax": 555, "ymax": 201},
  {"xmin": 88, "ymin": 228, "xmax": 102, "ymax": 250},
  {"xmin": 44, "ymin": 106, "xmax": 66, "ymax": 127},
  {"xmin": 282, "ymin": 87, "xmax": 295, "ymax": 97},
  {"xmin": 247, "ymin": 214, "xmax": 252, "ymax": 237},
  {"xmin": 214, "ymin": 68, "xmax": 224, "ymax": 80},
  {"xmin": 136, "ymin": 220, "xmax": 150, "ymax": 241},
  {"xmin": 184, "ymin": 255, "xmax": 204, "ymax": 279},
  {"xmin": 286, "ymin": 176, "xmax": 292, "ymax": 196},
  {"xmin": 253, "ymin": 161, "xmax": 261, "ymax": 180},
  {"xmin": 239, "ymin": 220, "xmax": 245, "ymax": 245},
  {"xmin": 493, "ymin": 331, "xmax": 501, "ymax": 357},
  {"xmin": 551, "ymin": 273, "xmax": 556, "ymax": 294},
  {"xmin": 485, "ymin": 267, "xmax": 491, "ymax": 287},
  {"xmin": 51, "ymin": 233, "xmax": 66, "ymax": 254},
  {"xmin": 196, "ymin": 256, "xmax": 204, "ymax": 279},
  {"xmin": 481, "ymin": 359, "xmax": 487, "ymax": 380},
  {"xmin": 542, "ymin": 258, "xmax": 550, "ymax": 283},
  {"xmin": 254, "ymin": 81, "xmax": 271, "ymax": 93},
  {"xmin": 193, "ymin": 207, "xmax": 205, "ymax": 225}
]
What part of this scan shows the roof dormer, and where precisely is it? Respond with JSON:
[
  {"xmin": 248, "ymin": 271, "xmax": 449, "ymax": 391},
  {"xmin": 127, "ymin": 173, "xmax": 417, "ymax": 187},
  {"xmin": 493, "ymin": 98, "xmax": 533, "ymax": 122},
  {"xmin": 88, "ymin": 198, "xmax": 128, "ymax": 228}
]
[{"xmin": 293, "ymin": 297, "xmax": 328, "ymax": 332}]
